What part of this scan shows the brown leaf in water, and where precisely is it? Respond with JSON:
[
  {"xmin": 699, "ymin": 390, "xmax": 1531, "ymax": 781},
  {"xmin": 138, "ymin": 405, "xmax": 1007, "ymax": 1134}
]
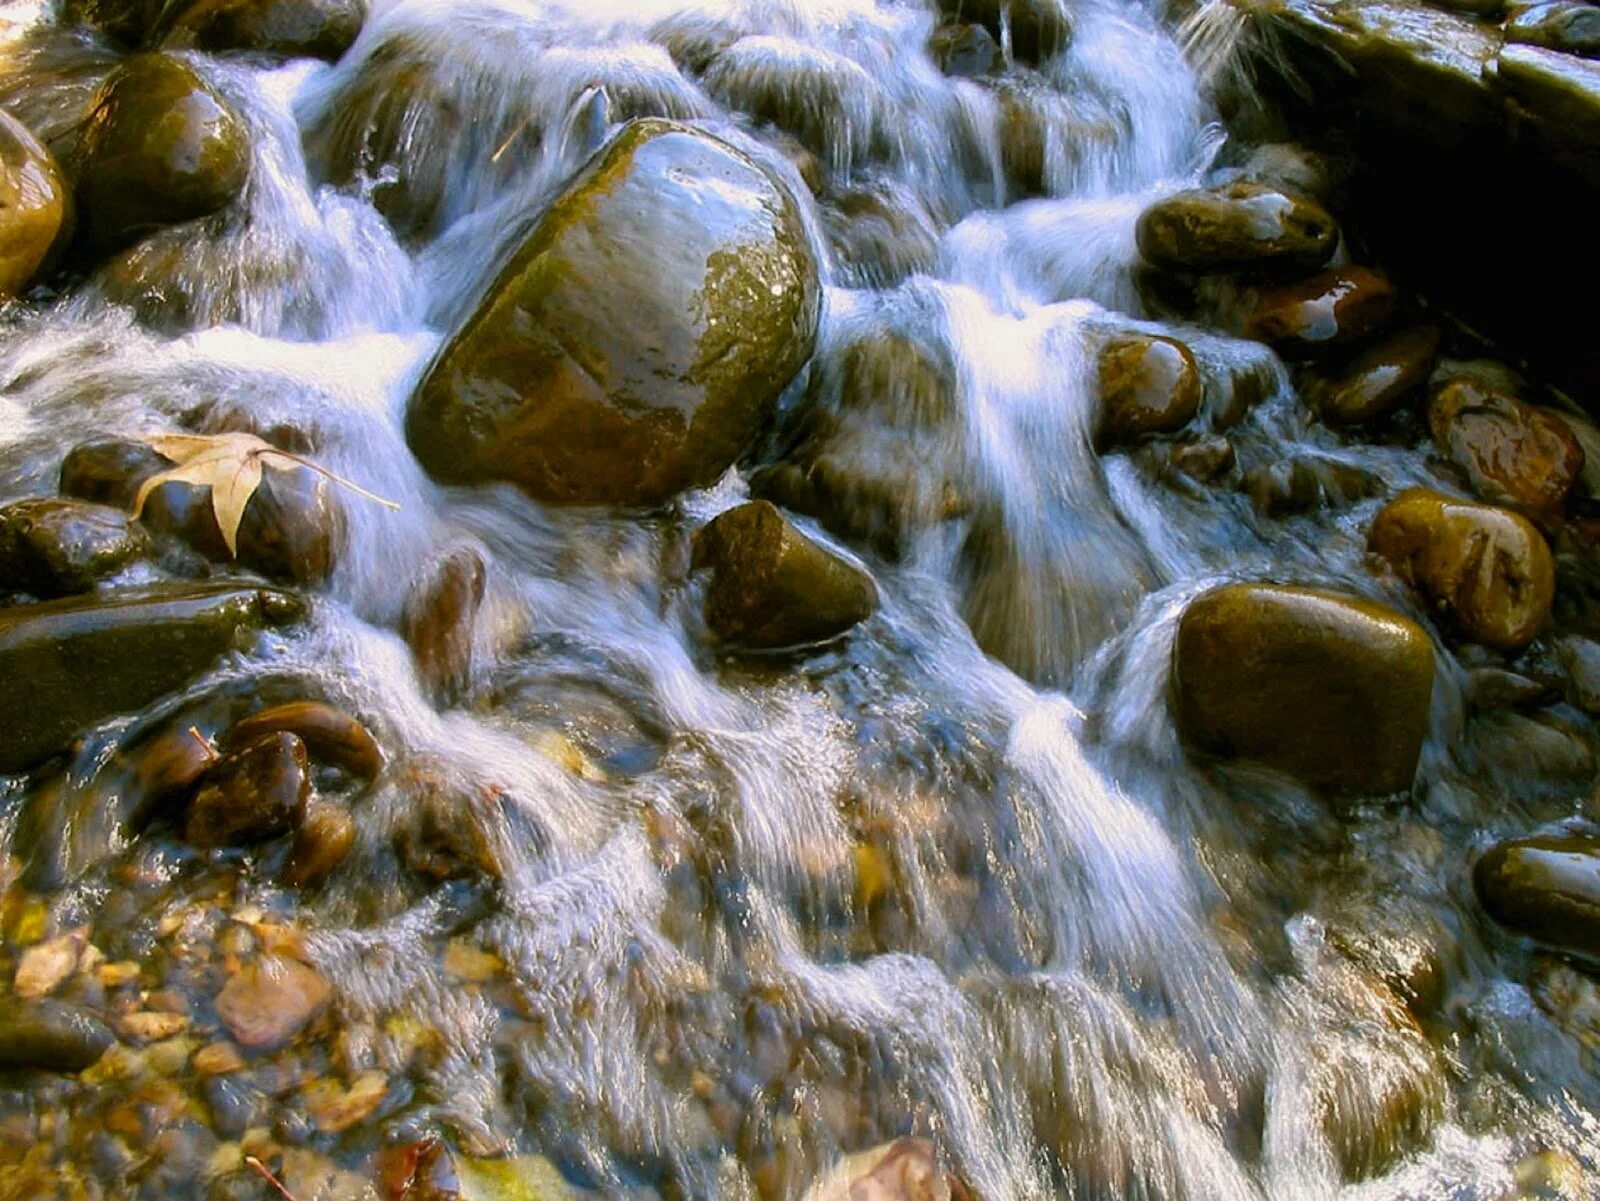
[{"xmin": 131, "ymin": 431, "xmax": 399, "ymax": 558}]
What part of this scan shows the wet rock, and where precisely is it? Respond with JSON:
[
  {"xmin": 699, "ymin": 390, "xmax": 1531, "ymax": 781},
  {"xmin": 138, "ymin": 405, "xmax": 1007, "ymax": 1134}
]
[
  {"xmin": 213, "ymin": 954, "xmax": 330, "ymax": 1051},
  {"xmin": 124, "ymin": 717, "xmax": 224, "ymax": 827},
  {"xmin": 939, "ymin": 0, "xmax": 1073, "ymax": 64},
  {"xmin": 1308, "ymin": 326, "xmax": 1441, "ymax": 427},
  {"xmin": 0, "ymin": 498, "xmax": 150, "ymax": 597},
  {"xmin": 1368, "ymin": 489, "xmax": 1554, "ymax": 651},
  {"xmin": 1475, "ymin": 836, "xmax": 1600, "ymax": 958},
  {"xmin": 929, "ymin": 22, "xmax": 1005, "ymax": 78},
  {"xmin": 0, "ymin": 109, "xmax": 69, "ymax": 298},
  {"xmin": 1496, "ymin": 44, "xmax": 1600, "ymax": 187},
  {"xmin": 59, "ymin": 434, "xmax": 343, "ymax": 584},
  {"xmin": 820, "ymin": 184, "xmax": 940, "ymax": 290},
  {"xmin": 0, "ymin": 999, "xmax": 116, "ymax": 1072},
  {"xmin": 401, "ymin": 546, "xmax": 486, "ymax": 706},
  {"xmin": 183, "ymin": 730, "xmax": 310, "ymax": 848},
  {"xmin": 1232, "ymin": 142, "xmax": 1349, "ymax": 207},
  {"xmin": 1243, "ymin": 455, "xmax": 1383, "ymax": 517},
  {"xmin": 56, "ymin": 0, "xmax": 169, "ymax": 44},
  {"xmin": 1507, "ymin": 2, "xmax": 1600, "ymax": 59},
  {"xmin": 71, "ymin": 53, "xmax": 250, "ymax": 256},
  {"xmin": 162, "ymin": 0, "xmax": 366, "ymax": 60},
  {"xmin": 691, "ymin": 501, "xmax": 878, "ymax": 650},
  {"xmin": 283, "ymin": 800, "xmax": 354, "ymax": 887},
  {"xmin": 1556, "ymin": 636, "xmax": 1600, "ymax": 715},
  {"xmin": 1243, "ymin": 267, "xmax": 1397, "ymax": 355},
  {"xmin": 1467, "ymin": 666, "xmax": 1556, "ymax": 713},
  {"xmin": 13, "ymin": 931, "xmax": 84, "ymax": 999},
  {"xmin": 1135, "ymin": 181, "xmax": 1338, "ymax": 277},
  {"xmin": 1168, "ymin": 434, "xmax": 1236, "ymax": 483},
  {"xmin": 0, "ymin": 583, "xmax": 305, "ymax": 775},
  {"xmin": 224, "ymin": 700, "xmax": 382, "ymax": 779},
  {"xmin": 1095, "ymin": 333, "xmax": 1202, "ymax": 450},
  {"xmin": 1427, "ymin": 379, "xmax": 1584, "ymax": 529},
  {"xmin": 1174, "ymin": 583, "xmax": 1435, "ymax": 796},
  {"xmin": 407, "ymin": 119, "xmax": 820, "ymax": 507}
]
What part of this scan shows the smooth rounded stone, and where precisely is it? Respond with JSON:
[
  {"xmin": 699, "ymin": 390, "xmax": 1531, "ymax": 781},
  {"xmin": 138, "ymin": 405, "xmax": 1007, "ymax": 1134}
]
[
  {"xmin": 0, "ymin": 498, "xmax": 150, "ymax": 597},
  {"xmin": 691, "ymin": 501, "xmax": 878, "ymax": 650},
  {"xmin": 0, "ymin": 999, "xmax": 115, "ymax": 1072},
  {"xmin": 124, "ymin": 717, "xmax": 221, "ymax": 826},
  {"xmin": 1467, "ymin": 665, "xmax": 1556, "ymax": 713},
  {"xmin": 282, "ymin": 799, "xmax": 354, "ymax": 887},
  {"xmin": 929, "ymin": 21, "xmax": 1005, "ymax": 77},
  {"xmin": 1368, "ymin": 488, "xmax": 1555, "ymax": 651},
  {"xmin": 0, "ymin": 582, "xmax": 305, "ymax": 775},
  {"xmin": 71, "ymin": 53, "xmax": 250, "ymax": 256},
  {"xmin": 162, "ymin": 0, "xmax": 366, "ymax": 60},
  {"xmin": 1427, "ymin": 379, "xmax": 1584, "ymax": 528},
  {"xmin": 213, "ymin": 954, "xmax": 330, "ymax": 1051},
  {"xmin": 183, "ymin": 730, "xmax": 310, "ymax": 847},
  {"xmin": 1135, "ymin": 181, "xmax": 1339, "ymax": 276},
  {"xmin": 1243, "ymin": 267, "xmax": 1397, "ymax": 355},
  {"xmin": 1095, "ymin": 333, "xmax": 1202, "ymax": 450},
  {"xmin": 407, "ymin": 119, "xmax": 820, "ymax": 507},
  {"xmin": 401, "ymin": 545, "xmax": 486, "ymax": 707},
  {"xmin": 1556, "ymin": 635, "xmax": 1600, "ymax": 714},
  {"xmin": 0, "ymin": 110, "xmax": 69, "ymax": 299},
  {"xmin": 1475, "ymin": 836, "xmax": 1600, "ymax": 958},
  {"xmin": 939, "ymin": 0, "xmax": 1073, "ymax": 64},
  {"xmin": 1173, "ymin": 583, "xmax": 1436, "ymax": 796},
  {"xmin": 224, "ymin": 701, "xmax": 382, "ymax": 779},
  {"xmin": 59, "ymin": 434, "xmax": 343, "ymax": 584},
  {"xmin": 1243, "ymin": 455, "xmax": 1383, "ymax": 517},
  {"xmin": 1507, "ymin": 1, "xmax": 1600, "ymax": 58},
  {"xmin": 819, "ymin": 184, "xmax": 940, "ymax": 290},
  {"xmin": 1309, "ymin": 326, "xmax": 1441, "ymax": 427}
]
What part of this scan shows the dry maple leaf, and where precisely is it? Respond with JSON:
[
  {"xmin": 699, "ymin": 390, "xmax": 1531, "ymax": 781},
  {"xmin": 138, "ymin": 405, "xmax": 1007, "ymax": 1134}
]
[{"xmin": 132, "ymin": 432, "xmax": 398, "ymax": 558}]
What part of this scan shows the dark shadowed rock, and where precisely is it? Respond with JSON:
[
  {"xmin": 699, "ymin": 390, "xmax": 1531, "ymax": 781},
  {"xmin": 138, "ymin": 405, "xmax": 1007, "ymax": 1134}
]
[
  {"xmin": 0, "ymin": 1000, "xmax": 116, "ymax": 1072},
  {"xmin": 162, "ymin": 0, "xmax": 365, "ymax": 60},
  {"xmin": 183, "ymin": 730, "xmax": 310, "ymax": 847},
  {"xmin": 1309, "ymin": 326, "xmax": 1441, "ymax": 427},
  {"xmin": 0, "ymin": 498, "xmax": 150, "ymax": 597}
]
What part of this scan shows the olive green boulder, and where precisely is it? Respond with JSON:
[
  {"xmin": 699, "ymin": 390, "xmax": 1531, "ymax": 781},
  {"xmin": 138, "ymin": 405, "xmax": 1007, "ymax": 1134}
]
[
  {"xmin": 72, "ymin": 53, "xmax": 250, "ymax": 256},
  {"xmin": 1136, "ymin": 180, "xmax": 1339, "ymax": 276},
  {"xmin": 0, "ymin": 582, "xmax": 305, "ymax": 774},
  {"xmin": 0, "ymin": 109, "xmax": 70, "ymax": 299},
  {"xmin": 691, "ymin": 500, "xmax": 877, "ymax": 650},
  {"xmin": 1475, "ymin": 836, "xmax": 1600, "ymax": 958},
  {"xmin": 1174, "ymin": 583, "xmax": 1435, "ymax": 796},
  {"xmin": 406, "ymin": 118, "xmax": 820, "ymax": 507}
]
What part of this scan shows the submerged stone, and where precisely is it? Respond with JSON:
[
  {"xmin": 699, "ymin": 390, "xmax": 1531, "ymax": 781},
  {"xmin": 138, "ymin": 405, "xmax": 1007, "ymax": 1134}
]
[
  {"xmin": 1367, "ymin": 488, "xmax": 1554, "ymax": 651},
  {"xmin": 407, "ymin": 119, "xmax": 820, "ymax": 507},
  {"xmin": 1309, "ymin": 326, "xmax": 1441, "ymax": 427},
  {"xmin": 162, "ymin": 0, "xmax": 366, "ymax": 60},
  {"xmin": 283, "ymin": 799, "xmax": 355, "ymax": 887},
  {"xmin": 1427, "ymin": 379, "xmax": 1584, "ymax": 529},
  {"xmin": 401, "ymin": 546, "xmax": 486, "ymax": 707},
  {"xmin": 1095, "ymin": 332, "xmax": 1202, "ymax": 449},
  {"xmin": 214, "ymin": 954, "xmax": 329, "ymax": 1051},
  {"xmin": 1174, "ymin": 583, "xmax": 1435, "ymax": 796},
  {"xmin": 1475, "ymin": 836, "xmax": 1600, "ymax": 959},
  {"xmin": 691, "ymin": 501, "xmax": 878, "ymax": 650},
  {"xmin": 0, "ymin": 999, "xmax": 116, "ymax": 1072},
  {"xmin": 71, "ymin": 53, "xmax": 250, "ymax": 256},
  {"xmin": 1136, "ymin": 180, "xmax": 1339, "ymax": 276},
  {"xmin": 183, "ymin": 729, "xmax": 310, "ymax": 847},
  {"xmin": 0, "ymin": 109, "xmax": 69, "ymax": 299},
  {"xmin": 0, "ymin": 583, "xmax": 305, "ymax": 774},
  {"xmin": 0, "ymin": 498, "xmax": 150, "ymax": 597},
  {"xmin": 1244, "ymin": 267, "xmax": 1396, "ymax": 355}
]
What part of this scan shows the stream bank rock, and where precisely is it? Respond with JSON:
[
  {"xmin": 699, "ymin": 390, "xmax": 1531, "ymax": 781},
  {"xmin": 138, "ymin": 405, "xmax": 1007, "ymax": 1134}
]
[
  {"xmin": 1174, "ymin": 583, "xmax": 1435, "ymax": 795},
  {"xmin": 692, "ymin": 501, "xmax": 877, "ymax": 650},
  {"xmin": 1367, "ymin": 488, "xmax": 1554, "ymax": 651},
  {"xmin": 0, "ymin": 110, "xmax": 69, "ymax": 299},
  {"xmin": 1475, "ymin": 836, "xmax": 1600, "ymax": 958},
  {"xmin": 406, "ymin": 118, "xmax": 821, "ymax": 508},
  {"xmin": 71, "ymin": 53, "xmax": 250, "ymax": 256},
  {"xmin": 0, "ymin": 582, "xmax": 305, "ymax": 774},
  {"xmin": 1135, "ymin": 180, "xmax": 1339, "ymax": 276}
]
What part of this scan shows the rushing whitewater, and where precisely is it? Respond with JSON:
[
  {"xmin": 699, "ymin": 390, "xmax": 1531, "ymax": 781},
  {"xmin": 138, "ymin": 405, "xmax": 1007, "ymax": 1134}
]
[{"xmin": 0, "ymin": 0, "xmax": 1596, "ymax": 1198}]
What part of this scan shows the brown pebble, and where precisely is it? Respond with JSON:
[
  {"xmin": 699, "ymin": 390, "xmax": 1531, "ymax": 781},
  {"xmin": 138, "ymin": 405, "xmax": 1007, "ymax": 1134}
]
[
  {"xmin": 401, "ymin": 546, "xmax": 486, "ymax": 706},
  {"xmin": 193, "ymin": 1041, "xmax": 246, "ymax": 1076},
  {"xmin": 283, "ymin": 801, "xmax": 356, "ymax": 888},
  {"xmin": 214, "ymin": 955, "xmax": 330, "ymax": 1052},
  {"xmin": 184, "ymin": 732, "xmax": 311, "ymax": 849},
  {"xmin": 225, "ymin": 701, "xmax": 383, "ymax": 780}
]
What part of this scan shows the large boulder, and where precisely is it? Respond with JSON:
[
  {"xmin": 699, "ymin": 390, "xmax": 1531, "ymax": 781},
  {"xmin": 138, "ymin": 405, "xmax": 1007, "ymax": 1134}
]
[
  {"xmin": 407, "ymin": 119, "xmax": 820, "ymax": 507},
  {"xmin": 0, "ymin": 110, "xmax": 69, "ymax": 299},
  {"xmin": 1173, "ymin": 583, "xmax": 1435, "ymax": 796},
  {"xmin": 71, "ymin": 53, "xmax": 250, "ymax": 256},
  {"xmin": 1135, "ymin": 181, "xmax": 1339, "ymax": 276},
  {"xmin": 0, "ymin": 582, "xmax": 305, "ymax": 774},
  {"xmin": 1475, "ymin": 836, "xmax": 1600, "ymax": 958},
  {"xmin": 1427, "ymin": 379, "xmax": 1584, "ymax": 528},
  {"xmin": 691, "ymin": 501, "xmax": 877, "ymax": 650},
  {"xmin": 1367, "ymin": 488, "xmax": 1554, "ymax": 651}
]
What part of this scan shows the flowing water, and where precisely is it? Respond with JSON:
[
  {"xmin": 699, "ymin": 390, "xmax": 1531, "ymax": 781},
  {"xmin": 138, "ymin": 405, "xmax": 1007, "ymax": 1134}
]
[{"xmin": 1, "ymin": 0, "xmax": 1598, "ymax": 1198}]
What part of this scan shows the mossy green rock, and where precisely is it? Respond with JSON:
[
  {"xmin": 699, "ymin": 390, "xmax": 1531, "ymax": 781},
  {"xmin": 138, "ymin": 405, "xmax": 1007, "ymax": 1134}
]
[
  {"xmin": 72, "ymin": 53, "xmax": 250, "ymax": 256},
  {"xmin": 0, "ymin": 582, "xmax": 305, "ymax": 774},
  {"xmin": 1174, "ymin": 583, "xmax": 1435, "ymax": 796},
  {"xmin": 1136, "ymin": 180, "xmax": 1339, "ymax": 276},
  {"xmin": 0, "ymin": 1000, "xmax": 116, "ymax": 1072},
  {"xmin": 407, "ymin": 118, "xmax": 820, "ymax": 507},
  {"xmin": 692, "ymin": 500, "xmax": 877, "ymax": 650},
  {"xmin": 1475, "ymin": 836, "xmax": 1600, "ymax": 958},
  {"xmin": 163, "ymin": 0, "xmax": 366, "ymax": 60}
]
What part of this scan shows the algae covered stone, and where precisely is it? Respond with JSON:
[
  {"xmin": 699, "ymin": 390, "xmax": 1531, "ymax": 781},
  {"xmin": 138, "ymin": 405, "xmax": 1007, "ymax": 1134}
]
[
  {"xmin": 1174, "ymin": 583, "xmax": 1435, "ymax": 796},
  {"xmin": 407, "ymin": 118, "xmax": 821, "ymax": 507}
]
